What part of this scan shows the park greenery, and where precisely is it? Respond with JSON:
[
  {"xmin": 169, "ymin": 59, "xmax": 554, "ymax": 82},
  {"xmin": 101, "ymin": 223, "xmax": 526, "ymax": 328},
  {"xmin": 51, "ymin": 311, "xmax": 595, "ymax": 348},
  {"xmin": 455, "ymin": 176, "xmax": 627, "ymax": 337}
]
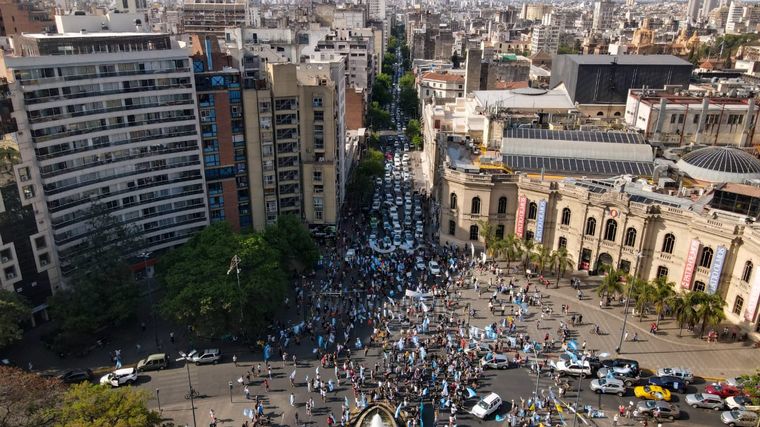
[
  {"xmin": 158, "ymin": 216, "xmax": 317, "ymax": 339},
  {"xmin": 0, "ymin": 290, "xmax": 30, "ymax": 349},
  {"xmin": 0, "ymin": 367, "xmax": 160, "ymax": 427}
]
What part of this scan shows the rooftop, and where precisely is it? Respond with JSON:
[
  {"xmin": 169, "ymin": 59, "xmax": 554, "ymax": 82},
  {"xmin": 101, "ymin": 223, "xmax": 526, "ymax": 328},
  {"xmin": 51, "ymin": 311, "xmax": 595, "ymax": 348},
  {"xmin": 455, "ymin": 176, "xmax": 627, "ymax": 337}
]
[
  {"xmin": 421, "ymin": 72, "xmax": 464, "ymax": 83},
  {"xmin": 473, "ymin": 86, "xmax": 575, "ymax": 111},
  {"xmin": 559, "ymin": 54, "xmax": 692, "ymax": 66}
]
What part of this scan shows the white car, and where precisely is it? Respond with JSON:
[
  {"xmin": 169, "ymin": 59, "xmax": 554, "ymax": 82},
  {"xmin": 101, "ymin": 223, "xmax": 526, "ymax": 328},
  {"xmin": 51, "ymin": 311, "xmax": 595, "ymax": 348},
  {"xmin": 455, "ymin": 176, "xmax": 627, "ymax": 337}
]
[
  {"xmin": 471, "ymin": 392, "xmax": 502, "ymax": 419},
  {"xmin": 395, "ymin": 196, "xmax": 403, "ymax": 206},
  {"xmin": 657, "ymin": 367, "xmax": 694, "ymax": 385},
  {"xmin": 590, "ymin": 377, "xmax": 626, "ymax": 396},
  {"xmin": 392, "ymin": 235, "xmax": 402, "ymax": 247},
  {"xmin": 726, "ymin": 396, "xmax": 752, "ymax": 410},
  {"xmin": 428, "ymin": 260, "xmax": 441, "ymax": 275},
  {"xmin": 415, "ymin": 257, "xmax": 426, "ymax": 271},
  {"xmin": 480, "ymin": 353, "xmax": 513, "ymax": 369},
  {"xmin": 555, "ymin": 360, "xmax": 592, "ymax": 377},
  {"xmin": 100, "ymin": 368, "xmax": 138, "ymax": 387}
]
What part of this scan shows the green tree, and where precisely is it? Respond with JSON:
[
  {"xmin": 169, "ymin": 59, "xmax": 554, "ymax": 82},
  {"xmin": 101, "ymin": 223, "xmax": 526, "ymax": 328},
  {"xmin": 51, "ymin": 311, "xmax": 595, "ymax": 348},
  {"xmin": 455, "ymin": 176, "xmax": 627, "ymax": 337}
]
[
  {"xmin": 55, "ymin": 383, "xmax": 161, "ymax": 427},
  {"xmin": 382, "ymin": 52, "xmax": 396, "ymax": 75},
  {"xmin": 502, "ymin": 233, "xmax": 522, "ymax": 267},
  {"xmin": 521, "ymin": 239, "xmax": 536, "ymax": 273},
  {"xmin": 0, "ymin": 290, "xmax": 30, "ymax": 348},
  {"xmin": 595, "ymin": 266, "xmax": 625, "ymax": 298},
  {"xmin": 630, "ymin": 279, "xmax": 656, "ymax": 321},
  {"xmin": 0, "ymin": 367, "xmax": 63, "ymax": 427},
  {"xmin": 263, "ymin": 214, "xmax": 319, "ymax": 270},
  {"xmin": 367, "ymin": 101, "xmax": 392, "ymax": 129},
  {"xmin": 369, "ymin": 132, "xmax": 380, "ymax": 148},
  {"xmin": 557, "ymin": 43, "xmax": 577, "ymax": 54},
  {"xmin": 48, "ymin": 204, "xmax": 140, "ymax": 351},
  {"xmin": 388, "ymin": 36, "xmax": 399, "ymax": 51},
  {"xmin": 348, "ymin": 148, "xmax": 384, "ymax": 206},
  {"xmin": 694, "ymin": 291, "xmax": 726, "ymax": 333},
  {"xmin": 371, "ymin": 73, "xmax": 392, "ymax": 106},
  {"xmin": 534, "ymin": 244, "xmax": 552, "ymax": 276},
  {"xmin": 477, "ymin": 219, "xmax": 497, "ymax": 256},
  {"xmin": 405, "ymin": 119, "xmax": 421, "ymax": 141},
  {"xmin": 651, "ymin": 276, "xmax": 676, "ymax": 328},
  {"xmin": 551, "ymin": 247, "xmax": 574, "ymax": 287},
  {"xmin": 411, "ymin": 134, "xmax": 423, "ymax": 150},
  {"xmin": 0, "ymin": 146, "xmax": 20, "ymax": 172},
  {"xmin": 671, "ymin": 292, "xmax": 699, "ymax": 336}
]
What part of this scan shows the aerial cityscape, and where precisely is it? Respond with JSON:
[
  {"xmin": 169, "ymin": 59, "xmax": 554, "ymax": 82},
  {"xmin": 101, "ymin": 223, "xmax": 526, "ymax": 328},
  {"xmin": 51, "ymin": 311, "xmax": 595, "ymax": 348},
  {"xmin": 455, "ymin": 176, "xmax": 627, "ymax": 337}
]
[{"xmin": 0, "ymin": 0, "xmax": 759, "ymax": 425}]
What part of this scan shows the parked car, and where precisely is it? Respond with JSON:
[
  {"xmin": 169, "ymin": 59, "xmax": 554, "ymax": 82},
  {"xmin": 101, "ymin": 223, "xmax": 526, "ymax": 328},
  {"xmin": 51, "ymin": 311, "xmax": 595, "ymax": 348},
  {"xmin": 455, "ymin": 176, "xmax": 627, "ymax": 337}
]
[
  {"xmin": 634, "ymin": 385, "xmax": 672, "ymax": 401},
  {"xmin": 726, "ymin": 395, "xmax": 752, "ymax": 410},
  {"xmin": 136, "ymin": 353, "xmax": 169, "ymax": 372},
  {"xmin": 721, "ymin": 410, "xmax": 759, "ymax": 426},
  {"xmin": 601, "ymin": 358, "xmax": 640, "ymax": 376},
  {"xmin": 58, "ymin": 369, "xmax": 93, "ymax": 384},
  {"xmin": 706, "ymin": 384, "xmax": 744, "ymax": 399},
  {"xmin": 633, "ymin": 401, "xmax": 680, "ymax": 421},
  {"xmin": 180, "ymin": 349, "xmax": 222, "ymax": 365},
  {"xmin": 596, "ymin": 367, "xmax": 639, "ymax": 387},
  {"xmin": 648, "ymin": 375, "xmax": 688, "ymax": 393},
  {"xmin": 99, "ymin": 368, "xmax": 138, "ymax": 387},
  {"xmin": 656, "ymin": 367, "xmax": 694, "ymax": 385},
  {"xmin": 471, "ymin": 392, "xmax": 502, "ymax": 419},
  {"xmin": 555, "ymin": 360, "xmax": 592, "ymax": 377},
  {"xmin": 685, "ymin": 393, "xmax": 724, "ymax": 410},
  {"xmin": 480, "ymin": 353, "xmax": 516, "ymax": 370},
  {"xmin": 589, "ymin": 377, "xmax": 626, "ymax": 396}
]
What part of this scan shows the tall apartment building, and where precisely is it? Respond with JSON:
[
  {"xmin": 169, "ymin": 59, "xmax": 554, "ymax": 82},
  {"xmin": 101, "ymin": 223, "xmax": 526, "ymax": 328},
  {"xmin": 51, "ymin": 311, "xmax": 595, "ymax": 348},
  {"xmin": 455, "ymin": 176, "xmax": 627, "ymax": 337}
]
[
  {"xmin": 530, "ymin": 25, "xmax": 559, "ymax": 55},
  {"xmin": 592, "ymin": 0, "xmax": 615, "ymax": 31},
  {"xmin": 368, "ymin": 0, "xmax": 386, "ymax": 21},
  {"xmin": 686, "ymin": 0, "xmax": 702, "ymax": 23},
  {"xmin": 313, "ymin": 29, "xmax": 377, "ymax": 91},
  {"xmin": 1, "ymin": 30, "xmax": 209, "ymax": 278},
  {"xmin": 244, "ymin": 62, "xmax": 347, "ymax": 232},
  {"xmin": 181, "ymin": 0, "xmax": 248, "ymax": 36},
  {"xmin": 190, "ymin": 35, "xmax": 251, "ymax": 230},
  {"xmin": 0, "ymin": 0, "xmax": 54, "ymax": 36}
]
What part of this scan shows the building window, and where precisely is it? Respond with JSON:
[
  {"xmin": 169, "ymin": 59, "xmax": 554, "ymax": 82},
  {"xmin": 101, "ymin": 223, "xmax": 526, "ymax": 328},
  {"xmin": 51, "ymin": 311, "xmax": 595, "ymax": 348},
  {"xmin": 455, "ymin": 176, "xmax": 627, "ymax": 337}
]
[
  {"xmin": 496, "ymin": 225, "xmax": 505, "ymax": 239},
  {"xmin": 624, "ymin": 227, "xmax": 637, "ymax": 247},
  {"xmin": 619, "ymin": 259, "xmax": 631, "ymax": 273},
  {"xmin": 558, "ymin": 236, "xmax": 567, "ymax": 248},
  {"xmin": 662, "ymin": 233, "xmax": 675, "ymax": 254},
  {"xmin": 312, "ymin": 96, "xmax": 323, "ymax": 107},
  {"xmin": 585, "ymin": 217, "xmax": 596, "ymax": 236},
  {"xmin": 527, "ymin": 202, "xmax": 537, "ymax": 220},
  {"xmin": 657, "ymin": 266, "xmax": 669, "ymax": 278},
  {"xmin": 604, "ymin": 219, "xmax": 617, "ymax": 241},
  {"xmin": 693, "ymin": 281, "xmax": 706, "ymax": 292},
  {"xmin": 733, "ymin": 296, "xmax": 744, "ymax": 315},
  {"xmin": 561, "ymin": 208, "xmax": 571, "ymax": 225},
  {"xmin": 450, "ymin": 193, "xmax": 457, "ymax": 210},
  {"xmin": 497, "ymin": 197, "xmax": 507, "ymax": 214},
  {"xmin": 314, "ymin": 111, "xmax": 324, "ymax": 121},
  {"xmin": 526, "ymin": 230, "xmax": 534, "ymax": 240},
  {"xmin": 699, "ymin": 247, "xmax": 714, "ymax": 268},
  {"xmin": 742, "ymin": 261, "xmax": 753, "ymax": 282},
  {"xmin": 448, "ymin": 220, "xmax": 456, "ymax": 235},
  {"xmin": 471, "ymin": 197, "xmax": 481, "ymax": 214},
  {"xmin": 469, "ymin": 225, "xmax": 479, "ymax": 240},
  {"xmin": 313, "ymin": 170, "xmax": 322, "ymax": 182}
]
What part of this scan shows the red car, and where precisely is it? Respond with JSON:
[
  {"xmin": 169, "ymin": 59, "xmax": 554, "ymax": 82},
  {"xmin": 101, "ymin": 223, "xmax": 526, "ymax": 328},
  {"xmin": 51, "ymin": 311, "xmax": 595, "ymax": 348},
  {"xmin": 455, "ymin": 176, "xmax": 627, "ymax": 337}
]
[{"xmin": 705, "ymin": 384, "xmax": 743, "ymax": 398}]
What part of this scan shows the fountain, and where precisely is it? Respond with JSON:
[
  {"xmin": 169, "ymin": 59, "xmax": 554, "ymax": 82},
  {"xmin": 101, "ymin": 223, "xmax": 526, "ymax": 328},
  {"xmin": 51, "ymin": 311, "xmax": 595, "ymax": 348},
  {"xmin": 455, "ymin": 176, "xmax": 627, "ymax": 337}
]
[
  {"xmin": 352, "ymin": 402, "xmax": 399, "ymax": 427},
  {"xmin": 369, "ymin": 413, "xmax": 386, "ymax": 427}
]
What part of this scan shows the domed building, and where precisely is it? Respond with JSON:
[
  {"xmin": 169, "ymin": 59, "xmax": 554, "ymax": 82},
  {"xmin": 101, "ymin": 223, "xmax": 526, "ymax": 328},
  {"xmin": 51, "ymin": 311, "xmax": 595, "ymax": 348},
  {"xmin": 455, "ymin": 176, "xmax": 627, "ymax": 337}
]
[{"xmin": 676, "ymin": 146, "xmax": 760, "ymax": 183}]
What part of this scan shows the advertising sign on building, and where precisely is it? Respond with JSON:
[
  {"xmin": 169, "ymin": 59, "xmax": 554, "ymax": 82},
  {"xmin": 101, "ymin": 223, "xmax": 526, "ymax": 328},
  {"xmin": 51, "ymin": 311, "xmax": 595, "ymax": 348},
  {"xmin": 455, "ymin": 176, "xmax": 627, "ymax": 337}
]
[
  {"xmin": 535, "ymin": 200, "xmax": 547, "ymax": 242},
  {"xmin": 515, "ymin": 195, "xmax": 527, "ymax": 238},
  {"xmin": 680, "ymin": 239, "xmax": 701, "ymax": 289},
  {"xmin": 707, "ymin": 245, "xmax": 727, "ymax": 294},
  {"xmin": 745, "ymin": 270, "xmax": 760, "ymax": 322}
]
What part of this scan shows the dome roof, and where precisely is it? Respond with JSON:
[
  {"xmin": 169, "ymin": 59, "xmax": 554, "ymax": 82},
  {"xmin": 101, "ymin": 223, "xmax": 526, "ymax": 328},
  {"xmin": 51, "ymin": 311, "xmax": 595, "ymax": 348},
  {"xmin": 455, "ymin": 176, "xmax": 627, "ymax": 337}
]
[{"xmin": 676, "ymin": 146, "xmax": 760, "ymax": 183}]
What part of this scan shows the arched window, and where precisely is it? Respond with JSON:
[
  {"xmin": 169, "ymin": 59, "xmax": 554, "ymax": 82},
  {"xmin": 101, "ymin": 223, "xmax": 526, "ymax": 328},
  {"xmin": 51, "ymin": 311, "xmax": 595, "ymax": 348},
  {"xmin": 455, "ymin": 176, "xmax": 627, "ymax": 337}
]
[
  {"xmin": 661, "ymin": 233, "xmax": 675, "ymax": 254},
  {"xmin": 585, "ymin": 217, "xmax": 597, "ymax": 236},
  {"xmin": 693, "ymin": 281, "xmax": 706, "ymax": 292},
  {"xmin": 613, "ymin": 111, "xmax": 622, "ymax": 117},
  {"xmin": 558, "ymin": 236, "xmax": 567, "ymax": 248},
  {"xmin": 526, "ymin": 230, "xmax": 534, "ymax": 240},
  {"xmin": 742, "ymin": 261, "xmax": 753, "ymax": 282},
  {"xmin": 469, "ymin": 225, "xmax": 479, "ymax": 240},
  {"xmin": 624, "ymin": 227, "xmax": 637, "ymax": 247},
  {"xmin": 733, "ymin": 296, "xmax": 744, "ymax": 315},
  {"xmin": 657, "ymin": 266, "xmax": 669, "ymax": 278},
  {"xmin": 471, "ymin": 197, "xmax": 480, "ymax": 214},
  {"xmin": 496, "ymin": 225, "xmax": 505, "ymax": 239},
  {"xmin": 450, "ymin": 193, "xmax": 457, "ymax": 210},
  {"xmin": 699, "ymin": 247, "xmax": 714, "ymax": 268},
  {"xmin": 527, "ymin": 202, "xmax": 537, "ymax": 220},
  {"xmin": 604, "ymin": 219, "xmax": 618, "ymax": 241},
  {"xmin": 448, "ymin": 220, "xmax": 455, "ymax": 235},
  {"xmin": 561, "ymin": 208, "xmax": 571, "ymax": 226},
  {"xmin": 497, "ymin": 197, "xmax": 507, "ymax": 214}
]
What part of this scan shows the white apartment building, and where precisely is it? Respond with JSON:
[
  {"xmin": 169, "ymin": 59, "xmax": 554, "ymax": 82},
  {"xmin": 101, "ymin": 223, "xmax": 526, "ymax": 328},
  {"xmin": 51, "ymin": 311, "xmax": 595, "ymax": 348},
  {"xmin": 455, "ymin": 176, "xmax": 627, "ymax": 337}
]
[
  {"xmin": 312, "ymin": 29, "xmax": 378, "ymax": 90},
  {"xmin": 418, "ymin": 71, "xmax": 466, "ymax": 111},
  {"xmin": 1, "ymin": 30, "xmax": 209, "ymax": 278},
  {"xmin": 529, "ymin": 25, "xmax": 559, "ymax": 55},
  {"xmin": 726, "ymin": 1, "xmax": 745, "ymax": 33},
  {"xmin": 368, "ymin": 0, "xmax": 386, "ymax": 21},
  {"xmin": 625, "ymin": 87, "xmax": 759, "ymax": 147},
  {"xmin": 592, "ymin": 0, "xmax": 615, "ymax": 31}
]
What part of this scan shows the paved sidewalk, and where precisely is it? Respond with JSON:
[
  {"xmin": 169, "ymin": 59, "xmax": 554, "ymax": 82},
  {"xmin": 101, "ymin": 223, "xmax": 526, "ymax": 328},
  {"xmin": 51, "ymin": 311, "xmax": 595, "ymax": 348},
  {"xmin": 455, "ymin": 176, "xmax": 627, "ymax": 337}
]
[{"xmin": 465, "ymin": 264, "xmax": 760, "ymax": 380}]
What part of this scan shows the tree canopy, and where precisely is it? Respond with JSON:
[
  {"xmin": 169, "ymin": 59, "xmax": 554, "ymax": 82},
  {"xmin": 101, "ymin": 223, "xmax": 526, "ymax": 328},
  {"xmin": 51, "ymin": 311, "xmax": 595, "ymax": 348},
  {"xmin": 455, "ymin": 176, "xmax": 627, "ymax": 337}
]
[
  {"xmin": 0, "ymin": 366, "xmax": 62, "ymax": 427},
  {"xmin": 0, "ymin": 290, "xmax": 30, "ymax": 349},
  {"xmin": 348, "ymin": 148, "xmax": 384, "ymax": 207},
  {"xmin": 371, "ymin": 73, "xmax": 392, "ymax": 106},
  {"xmin": 398, "ymin": 72, "xmax": 419, "ymax": 118},
  {"xmin": 56, "ymin": 383, "xmax": 161, "ymax": 427},
  {"xmin": 367, "ymin": 101, "xmax": 392, "ymax": 129}
]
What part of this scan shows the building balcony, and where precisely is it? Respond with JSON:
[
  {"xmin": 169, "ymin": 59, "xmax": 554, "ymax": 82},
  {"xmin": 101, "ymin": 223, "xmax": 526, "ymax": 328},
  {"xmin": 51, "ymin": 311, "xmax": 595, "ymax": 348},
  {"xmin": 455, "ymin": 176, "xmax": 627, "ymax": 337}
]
[{"xmin": 18, "ymin": 68, "xmax": 191, "ymax": 87}]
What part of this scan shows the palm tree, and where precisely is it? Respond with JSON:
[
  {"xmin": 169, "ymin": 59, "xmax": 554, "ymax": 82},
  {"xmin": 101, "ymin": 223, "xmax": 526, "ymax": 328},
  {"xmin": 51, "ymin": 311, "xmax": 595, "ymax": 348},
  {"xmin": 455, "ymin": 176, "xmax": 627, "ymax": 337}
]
[
  {"xmin": 694, "ymin": 292, "xmax": 726, "ymax": 334},
  {"xmin": 632, "ymin": 280, "xmax": 657, "ymax": 322},
  {"xmin": 0, "ymin": 146, "xmax": 20, "ymax": 172},
  {"xmin": 551, "ymin": 247, "xmax": 575, "ymax": 288},
  {"xmin": 477, "ymin": 219, "xmax": 496, "ymax": 257},
  {"xmin": 671, "ymin": 293, "xmax": 699, "ymax": 337},
  {"xmin": 488, "ymin": 238, "xmax": 508, "ymax": 261},
  {"xmin": 595, "ymin": 266, "xmax": 625, "ymax": 298},
  {"xmin": 521, "ymin": 238, "xmax": 536, "ymax": 274},
  {"xmin": 651, "ymin": 276, "xmax": 676, "ymax": 328},
  {"xmin": 503, "ymin": 233, "xmax": 522, "ymax": 268},
  {"xmin": 534, "ymin": 244, "xmax": 553, "ymax": 276}
]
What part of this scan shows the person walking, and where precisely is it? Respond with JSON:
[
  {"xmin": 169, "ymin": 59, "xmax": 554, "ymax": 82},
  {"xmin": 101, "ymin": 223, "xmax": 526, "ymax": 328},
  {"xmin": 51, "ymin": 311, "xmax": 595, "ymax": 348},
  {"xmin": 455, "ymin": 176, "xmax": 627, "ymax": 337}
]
[
  {"xmin": 290, "ymin": 392, "xmax": 296, "ymax": 407},
  {"xmin": 244, "ymin": 385, "xmax": 251, "ymax": 400},
  {"xmin": 233, "ymin": 354, "xmax": 238, "ymax": 367}
]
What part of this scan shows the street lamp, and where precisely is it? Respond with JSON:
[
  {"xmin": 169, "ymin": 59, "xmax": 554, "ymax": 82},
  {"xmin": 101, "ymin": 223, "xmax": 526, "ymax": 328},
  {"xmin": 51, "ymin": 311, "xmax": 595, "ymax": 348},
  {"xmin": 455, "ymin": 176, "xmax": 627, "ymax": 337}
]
[
  {"xmin": 228, "ymin": 381, "xmax": 234, "ymax": 403},
  {"xmin": 227, "ymin": 255, "xmax": 245, "ymax": 334},
  {"xmin": 140, "ymin": 251, "xmax": 159, "ymax": 350},
  {"xmin": 616, "ymin": 251, "xmax": 643, "ymax": 354},
  {"xmin": 185, "ymin": 363, "xmax": 197, "ymax": 427},
  {"xmin": 571, "ymin": 373, "xmax": 585, "ymax": 427},
  {"xmin": 155, "ymin": 388, "xmax": 161, "ymax": 412}
]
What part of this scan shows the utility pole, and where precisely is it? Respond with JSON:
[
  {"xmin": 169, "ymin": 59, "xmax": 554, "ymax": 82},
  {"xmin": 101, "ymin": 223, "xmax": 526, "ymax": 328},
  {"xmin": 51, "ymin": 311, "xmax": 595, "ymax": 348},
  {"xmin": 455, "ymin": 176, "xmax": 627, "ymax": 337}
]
[{"xmin": 186, "ymin": 363, "xmax": 197, "ymax": 427}]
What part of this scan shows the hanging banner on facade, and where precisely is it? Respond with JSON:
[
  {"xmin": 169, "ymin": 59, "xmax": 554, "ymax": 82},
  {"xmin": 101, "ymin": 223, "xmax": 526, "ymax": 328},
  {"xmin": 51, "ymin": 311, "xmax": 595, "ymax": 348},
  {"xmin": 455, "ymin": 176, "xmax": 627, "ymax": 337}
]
[
  {"xmin": 744, "ymin": 270, "xmax": 760, "ymax": 322},
  {"xmin": 515, "ymin": 195, "xmax": 527, "ymax": 238},
  {"xmin": 680, "ymin": 239, "xmax": 701, "ymax": 289},
  {"xmin": 707, "ymin": 245, "xmax": 728, "ymax": 294},
  {"xmin": 534, "ymin": 200, "xmax": 547, "ymax": 243}
]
